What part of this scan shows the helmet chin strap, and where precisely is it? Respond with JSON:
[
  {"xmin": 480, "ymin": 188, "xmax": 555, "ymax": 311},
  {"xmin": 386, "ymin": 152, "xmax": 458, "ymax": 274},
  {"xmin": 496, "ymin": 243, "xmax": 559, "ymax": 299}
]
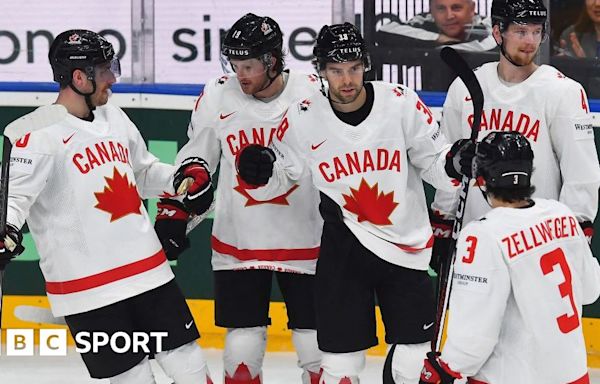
[
  {"xmin": 497, "ymin": 36, "xmax": 528, "ymax": 67},
  {"xmin": 69, "ymin": 79, "xmax": 97, "ymax": 116},
  {"xmin": 250, "ymin": 54, "xmax": 283, "ymax": 97}
]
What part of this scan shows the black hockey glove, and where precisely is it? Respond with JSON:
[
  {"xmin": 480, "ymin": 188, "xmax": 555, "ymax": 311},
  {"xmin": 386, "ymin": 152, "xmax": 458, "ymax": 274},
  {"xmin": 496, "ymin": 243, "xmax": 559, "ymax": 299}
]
[
  {"xmin": 236, "ymin": 144, "xmax": 276, "ymax": 186},
  {"xmin": 419, "ymin": 351, "xmax": 462, "ymax": 384},
  {"xmin": 445, "ymin": 139, "xmax": 475, "ymax": 180},
  {"xmin": 174, "ymin": 157, "xmax": 214, "ymax": 216},
  {"xmin": 0, "ymin": 224, "xmax": 25, "ymax": 270},
  {"xmin": 154, "ymin": 199, "xmax": 190, "ymax": 261},
  {"xmin": 580, "ymin": 220, "xmax": 594, "ymax": 246},
  {"xmin": 429, "ymin": 210, "xmax": 454, "ymax": 275}
]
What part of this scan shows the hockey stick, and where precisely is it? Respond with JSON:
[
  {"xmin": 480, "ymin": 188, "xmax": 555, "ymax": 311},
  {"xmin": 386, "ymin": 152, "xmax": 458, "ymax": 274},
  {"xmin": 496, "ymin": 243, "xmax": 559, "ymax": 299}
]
[
  {"xmin": 432, "ymin": 47, "xmax": 483, "ymax": 352},
  {"xmin": 0, "ymin": 136, "xmax": 13, "ymax": 328},
  {"xmin": 382, "ymin": 47, "xmax": 483, "ymax": 383}
]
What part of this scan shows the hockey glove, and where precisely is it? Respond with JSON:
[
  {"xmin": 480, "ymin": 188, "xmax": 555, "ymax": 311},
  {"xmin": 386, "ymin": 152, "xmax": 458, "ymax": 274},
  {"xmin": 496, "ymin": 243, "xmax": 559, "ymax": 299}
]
[
  {"xmin": 0, "ymin": 224, "xmax": 25, "ymax": 270},
  {"xmin": 445, "ymin": 139, "xmax": 475, "ymax": 180},
  {"xmin": 154, "ymin": 199, "xmax": 191, "ymax": 261},
  {"xmin": 173, "ymin": 157, "xmax": 214, "ymax": 216},
  {"xmin": 429, "ymin": 210, "xmax": 454, "ymax": 275},
  {"xmin": 419, "ymin": 351, "xmax": 462, "ymax": 384},
  {"xmin": 580, "ymin": 220, "xmax": 594, "ymax": 246},
  {"xmin": 236, "ymin": 144, "xmax": 276, "ymax": 186}
]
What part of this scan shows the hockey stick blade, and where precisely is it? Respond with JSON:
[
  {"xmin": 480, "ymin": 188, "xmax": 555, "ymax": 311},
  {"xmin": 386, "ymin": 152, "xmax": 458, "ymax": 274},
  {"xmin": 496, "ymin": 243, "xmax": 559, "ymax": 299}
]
[{"xmin": 432, "ymin": 47, "xmax": 484, "ymax": 352}]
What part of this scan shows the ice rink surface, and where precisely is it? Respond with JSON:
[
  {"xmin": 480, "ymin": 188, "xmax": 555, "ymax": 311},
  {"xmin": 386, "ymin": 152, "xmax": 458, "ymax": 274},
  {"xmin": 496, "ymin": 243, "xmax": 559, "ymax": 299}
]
[{"xmin": 2, "ymin": 348, "xmax": 600, "ymax": 383}]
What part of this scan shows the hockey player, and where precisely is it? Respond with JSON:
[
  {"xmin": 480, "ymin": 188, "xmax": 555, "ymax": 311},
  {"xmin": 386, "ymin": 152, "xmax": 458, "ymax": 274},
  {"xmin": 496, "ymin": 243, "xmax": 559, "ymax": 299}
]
[
  {"xmin": 235, "ymin": 23, "xmax": 473, "ymax": 384},
  {"xmin": 153, "ymin": 14, "xmax": 323, "ymax": 384},
  {"xmin": 0, "ymin": 30, "xmax": 213, "ymax": 384},
  {"xmin": 419, "ymin": 131, "xmax": 600, "ymax": 384},
  {"xmin": 430, "ymin": 0, "xmax": 600, "ymax": 274}
]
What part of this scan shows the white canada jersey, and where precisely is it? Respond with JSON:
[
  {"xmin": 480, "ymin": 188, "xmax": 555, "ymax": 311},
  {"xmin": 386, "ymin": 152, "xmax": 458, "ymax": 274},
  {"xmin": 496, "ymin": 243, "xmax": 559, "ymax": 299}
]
[
  {"xmin": 432, "ymin": 63, "xmax": 600, "ymax": 224},
  {"xmin": 176, "ymin": 70, "xmax": 322, "ymax": 274},
  {"xmin": 6, "ymin": 104, "xmax": 176, "ymax": 316},
  {"xmin": 442, "ymin": 198, "xmax": 600, "ymax": 383},
  {"xmin": 250, "ymin": 82, "xmax": 456, "ymax": 270}
]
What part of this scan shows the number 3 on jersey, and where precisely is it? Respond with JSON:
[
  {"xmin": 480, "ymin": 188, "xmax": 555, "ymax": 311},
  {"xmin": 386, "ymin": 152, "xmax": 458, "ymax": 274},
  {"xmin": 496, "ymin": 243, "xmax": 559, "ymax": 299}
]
[{"xmin": 540, "ymin": 247, "xmax": 580, "ymax": 334}]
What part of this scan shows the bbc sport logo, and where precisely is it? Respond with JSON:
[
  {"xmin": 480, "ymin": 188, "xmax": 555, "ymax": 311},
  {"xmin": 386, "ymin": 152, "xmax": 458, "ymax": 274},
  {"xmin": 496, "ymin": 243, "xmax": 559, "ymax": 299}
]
[{"xmin": 1, "ymin": 329, "xmax": 168, "ymax": 356}]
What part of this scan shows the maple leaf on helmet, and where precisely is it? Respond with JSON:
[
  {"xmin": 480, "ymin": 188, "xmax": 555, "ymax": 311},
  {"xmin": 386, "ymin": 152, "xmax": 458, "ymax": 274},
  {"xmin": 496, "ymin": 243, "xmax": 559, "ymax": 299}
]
[
  {"xmin": 94, "ymin": 167, "xmax": 142, "ymax": 222},
  {"xmin": 224, "ymin": 363, "xmax": 261, "ymax": 384},
  {"xmin": 342, "ymin": 178, "xmax": 398, "ymax": 225}
]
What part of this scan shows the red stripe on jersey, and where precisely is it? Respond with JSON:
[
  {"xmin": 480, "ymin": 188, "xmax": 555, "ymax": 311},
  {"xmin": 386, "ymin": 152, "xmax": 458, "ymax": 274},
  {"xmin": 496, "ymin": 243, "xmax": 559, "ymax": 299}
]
[
  {"xmin": 394, "ymin": 235, "xmax": 434, "ymax": 252},
  {"xmin": 468, "ymin": 373, "xmax": 589, "ymax": 384},
  {"xmin": 212, "ymin": 236, "xmax": 319, "ymax": 261},
  {"xmin": 193, "ymin": 91, "xmax": 204, "ymax": 112},
  {"xmin": 570, "ymin": 373, "xmax": 590, "ymax": 384},
  {"xmin": 46, "ymin": 250, "xmax": 167, "ymax": 294}
]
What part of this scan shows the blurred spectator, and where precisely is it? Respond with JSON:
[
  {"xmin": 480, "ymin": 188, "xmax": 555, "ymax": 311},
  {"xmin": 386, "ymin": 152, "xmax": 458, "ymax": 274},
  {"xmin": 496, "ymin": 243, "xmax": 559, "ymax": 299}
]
[
  {"xmin": 556, "ymin": 0, "xmax": 600, "ymax": 58},
  {"xmin": 377, "ymin": 0, "xmax": 496, "ymax": 51}
]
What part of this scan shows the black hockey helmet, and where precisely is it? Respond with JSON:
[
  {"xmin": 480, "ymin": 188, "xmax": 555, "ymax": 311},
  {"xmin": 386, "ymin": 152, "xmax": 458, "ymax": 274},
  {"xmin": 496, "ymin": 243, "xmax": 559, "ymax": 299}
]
[
  {"xmin": 222, "ymin": 13, "xmax": 283, "ymax": 60},
  {"xmin": 473, "ymin": 132, "xmax": 534, "ymax": 189},
  {"xmin": 49, "ymin": 29, "xmax": 120, "ymax": 87},
  {"xmin": 313, "ymin": 23, "xmax": 371, "ymax": 71},
  {"xmin": 491, "ymin": 0, "xmax": 547, "ymax": 31}
]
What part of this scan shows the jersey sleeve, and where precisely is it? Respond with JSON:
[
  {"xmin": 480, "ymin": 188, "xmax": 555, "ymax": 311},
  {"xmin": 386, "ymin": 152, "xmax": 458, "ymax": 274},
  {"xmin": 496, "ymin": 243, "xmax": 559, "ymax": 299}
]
[
  {"xmin": 119, "ymin": 108, "xmax": 176, "ymax": 199},
  {"xmin": 245, "ymin": 108, "xmax": 308, "ymax": 201},
  {"xmin": 549, "ymin": 83, "xmax": 600, "ymax": 222},
  {"xmin": 441, "ymin": 222, "xmax": 511, "ymax": 377},
  {"xmin": 175, "ymin": 82, "xmax": 221, "ymax": 174},
  {"xmin": 401, "ymin": 87, "xmax": 455, "ymax": 192},
  {"xmin": 431, "ymin": 79, "xmax": 466, "ymax": 219},
  {"xmin": 7, "ymin": 133, "xmax": 55, "ymax": 229}
]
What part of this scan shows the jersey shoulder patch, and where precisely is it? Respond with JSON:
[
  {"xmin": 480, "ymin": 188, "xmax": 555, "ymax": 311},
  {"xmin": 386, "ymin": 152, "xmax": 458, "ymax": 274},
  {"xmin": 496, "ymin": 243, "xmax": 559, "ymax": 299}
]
[{"xmin": 215, "ymin": 75, "xmax": 231, "ymax": 86}]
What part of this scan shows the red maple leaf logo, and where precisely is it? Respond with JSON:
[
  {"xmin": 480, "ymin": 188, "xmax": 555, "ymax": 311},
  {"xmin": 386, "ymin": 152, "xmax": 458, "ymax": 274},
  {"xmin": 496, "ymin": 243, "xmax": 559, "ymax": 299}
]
[
  {"xmin": 224, "ymin": 363, "xmax": 261, "ymax": 384},
  {"xmin": 94, "ymin": 167, "xmax": 142, "ymax": 222},
  {"xmin": 342, "ymin": 178, "xmax": 398, "ymax": 225},
  {"xmin": 233, "ymin": 175, "xmax": 299, "ymax": 207}
]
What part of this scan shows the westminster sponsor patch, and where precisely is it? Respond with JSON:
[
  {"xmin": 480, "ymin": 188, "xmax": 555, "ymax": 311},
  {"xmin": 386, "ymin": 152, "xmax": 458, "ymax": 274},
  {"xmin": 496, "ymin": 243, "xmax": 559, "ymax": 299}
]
[
  {"xmin": 574, "ymin": 123, "xmax": 594, "ymax": 141},
  {"xmin": 10, "ymin": 153, "xmax": 38, "ymax": 175},
  {"xmin": 452, "ymin": 270, "xmax": 490, "ymax": 293}
]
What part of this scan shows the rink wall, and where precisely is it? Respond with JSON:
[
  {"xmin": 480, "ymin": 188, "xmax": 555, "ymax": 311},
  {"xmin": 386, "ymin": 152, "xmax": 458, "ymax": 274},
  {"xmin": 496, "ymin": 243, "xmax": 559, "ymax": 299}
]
[{"xmin": 1, "ymin": 83, "xmax": 600, "ymax": 363}]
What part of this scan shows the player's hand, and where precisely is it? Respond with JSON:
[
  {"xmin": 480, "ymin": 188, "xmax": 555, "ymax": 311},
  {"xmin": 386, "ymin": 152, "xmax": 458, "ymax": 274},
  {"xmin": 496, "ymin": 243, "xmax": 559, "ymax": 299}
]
[
  {"xmin": 0, "ymin": 224, "xmax": 25, "ymax": 270},
  {"xmin": 236, "ymin": 144, "xmax": 276, "ymax": 186},
  {"xmin": 429, "ymin": 210, "xmax": 453, "ymax": 275},
  {"xmin": 445, "ymin": 139, "xmax": 475, "ymax": 180},
  {"xmin": 154, "ymin": 199, "xmax": 190, "ymax": 261},
  {"xmin": 580, "ymin": 221, "xmax": 594, "ymax": 246},
  {"xmin": 174, "ymin": 157, "xmax": 214, "ymax": 216},
  {"xmin": 419, "ymin": 351, "xmax": 461, "ymax": 384},
  {"xmin": 569, "ymin": 32, "xmax": 586, "ymax": 58}
]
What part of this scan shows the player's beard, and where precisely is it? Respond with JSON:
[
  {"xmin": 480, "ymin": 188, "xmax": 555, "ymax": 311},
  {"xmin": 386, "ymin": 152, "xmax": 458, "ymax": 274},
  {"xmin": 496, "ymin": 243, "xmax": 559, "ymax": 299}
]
[
  {"xmin": 92, "ymin": 86, "xmax": 112, "ymax": 107},
  {"xmin": 239, "ymin": 73, "xmax": 271, "ymax": 96},
  {"xmin": 329, "ymin": 82, "xmax": 364, "ymax": 105},
  {"xmin": 508, "ymin": 44, "xmax": 539, "ymax": 67}
]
